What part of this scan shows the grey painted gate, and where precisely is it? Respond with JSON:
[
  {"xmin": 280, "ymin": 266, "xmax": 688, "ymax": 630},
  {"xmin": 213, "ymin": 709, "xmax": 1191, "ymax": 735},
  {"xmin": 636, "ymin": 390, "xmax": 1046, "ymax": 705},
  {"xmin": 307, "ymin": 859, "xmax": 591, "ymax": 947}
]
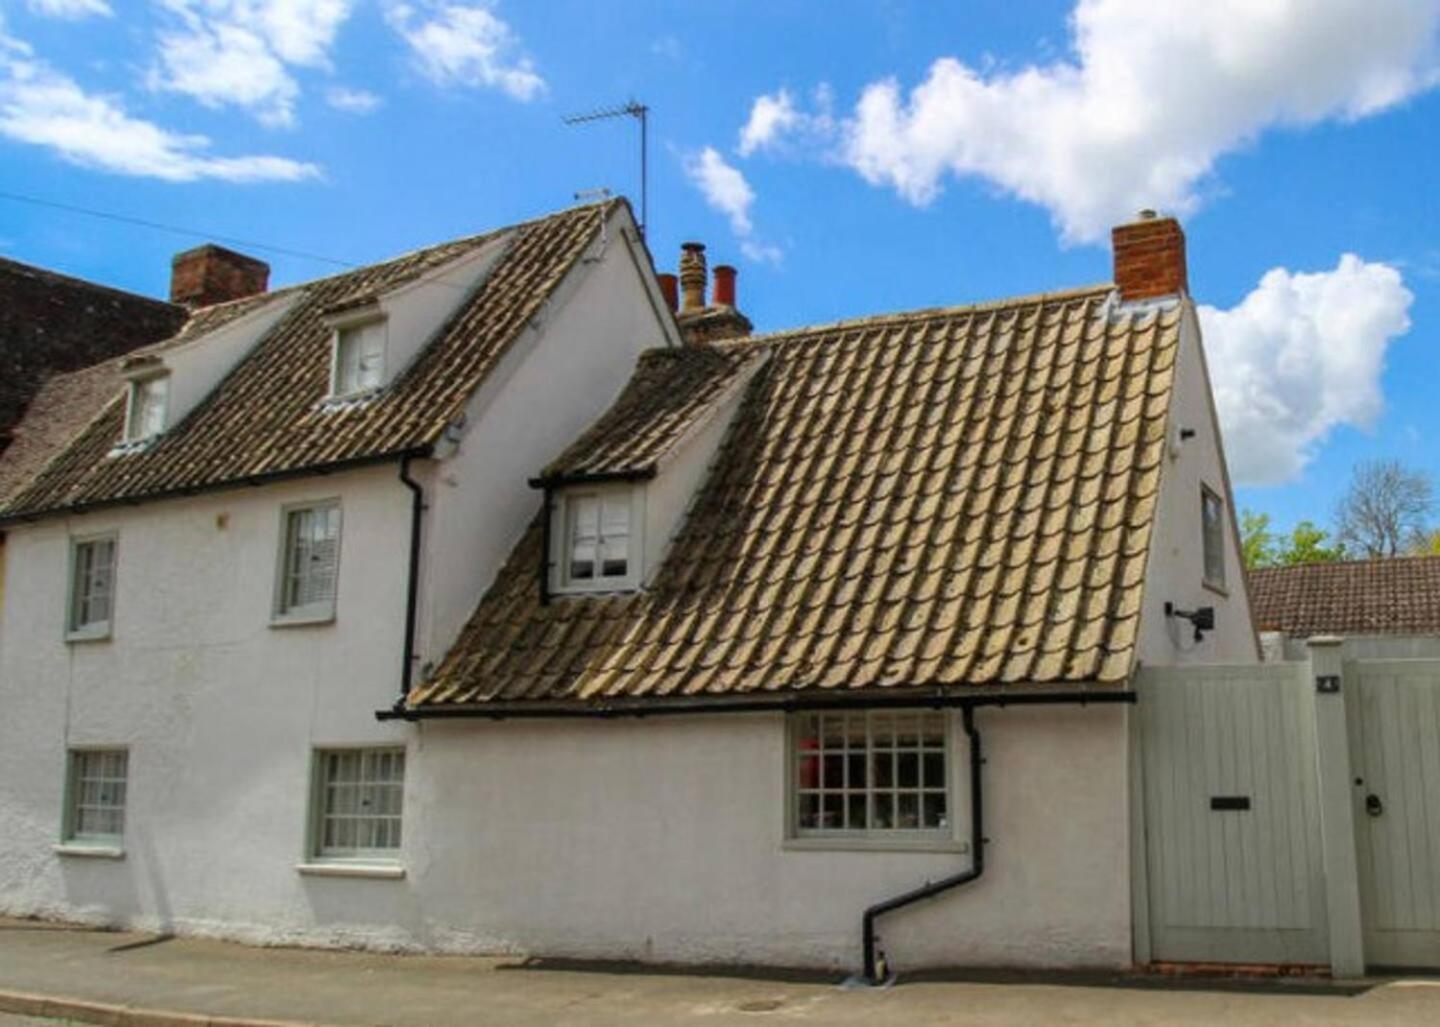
[
  {"xmin": 1136, "ymin": 665, "xmax": 1329, "ymax": 965},
  {"xmin": 1347, "ymin": 660, "xmax": 1440, "ymax": 969}
]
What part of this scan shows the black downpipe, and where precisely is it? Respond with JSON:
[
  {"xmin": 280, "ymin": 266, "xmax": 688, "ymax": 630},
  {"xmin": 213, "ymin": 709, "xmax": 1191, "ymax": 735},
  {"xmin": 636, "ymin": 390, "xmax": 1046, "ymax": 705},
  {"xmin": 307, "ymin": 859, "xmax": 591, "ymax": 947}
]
[
  {"xmin": 538, "ymin": 486, "xmax": 553, "ymax": 606},
  {"xmin": 862, "ymin": 705, "xmax": 985, "ymax": 984},
  {"xmin": 395, "ymin": 455, "xmax": 426, "ymax": 708}
]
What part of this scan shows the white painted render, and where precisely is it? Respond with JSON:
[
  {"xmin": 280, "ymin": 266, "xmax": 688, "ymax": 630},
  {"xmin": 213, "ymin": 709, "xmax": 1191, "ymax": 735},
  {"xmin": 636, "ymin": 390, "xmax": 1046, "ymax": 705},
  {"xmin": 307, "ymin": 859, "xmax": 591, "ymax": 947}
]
[{"xmin": 1136, "ymin": 300, "xmax": 1259, "ymax": 667}]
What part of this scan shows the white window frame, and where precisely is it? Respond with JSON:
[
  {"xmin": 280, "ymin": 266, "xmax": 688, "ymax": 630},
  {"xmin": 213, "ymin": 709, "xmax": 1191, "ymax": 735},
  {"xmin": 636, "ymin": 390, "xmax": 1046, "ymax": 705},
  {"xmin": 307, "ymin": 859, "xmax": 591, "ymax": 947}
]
[
  {"xmin": 123, "ymin": 372, "xmax": 170, "ymax": 443},
  {"xmin": 328, "ymin": 312, "xmax": 388, "ymax": 400},
  {"xmin": 272, "ymin": 500, "xmax": 342, "ymax": 625},
  {"xmin": 66, "ymin": 532, "xmax": 117, "ymax": 641},
  {"xmin": 785, "ymin": 710, "xmax": 962, "ymax": 851},
  {"xmin": 1201, "ymin": 484, "xmax": 1227, "ymax": 591},
  {"xmin": 307, "ymin": 747, "xmax": 406, "ymax": 865},
  {"xmin": 62, "ymin": 747, "xmax": 128, "ymax": 851},
  {"xmin": 549, "ymin": 486, "xmax": 644, "ymax": 594}
]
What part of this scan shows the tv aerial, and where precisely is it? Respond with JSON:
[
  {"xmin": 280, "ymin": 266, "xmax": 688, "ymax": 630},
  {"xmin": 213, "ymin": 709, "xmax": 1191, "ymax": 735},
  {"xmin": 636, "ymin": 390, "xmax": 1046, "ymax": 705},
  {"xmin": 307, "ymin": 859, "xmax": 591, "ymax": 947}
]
[{"xmin": 562, "ymin": 100, "xmax": 649, "ymax": 240}]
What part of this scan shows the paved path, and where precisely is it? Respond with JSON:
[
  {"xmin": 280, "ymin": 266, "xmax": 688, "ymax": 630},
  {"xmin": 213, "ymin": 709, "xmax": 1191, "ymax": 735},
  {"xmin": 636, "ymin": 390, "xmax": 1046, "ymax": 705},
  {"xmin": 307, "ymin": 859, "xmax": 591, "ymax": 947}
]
[{"xmin": 4, "ymin": 917, "xmax": 1440, "ymax": 1025}]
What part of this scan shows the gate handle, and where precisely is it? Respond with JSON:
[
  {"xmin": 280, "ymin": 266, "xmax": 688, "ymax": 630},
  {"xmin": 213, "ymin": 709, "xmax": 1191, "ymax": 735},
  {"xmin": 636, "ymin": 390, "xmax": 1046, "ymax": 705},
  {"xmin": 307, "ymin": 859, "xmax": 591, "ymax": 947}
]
[{"xmin": 1365, "ymin": 793, "xmax": 1384, "ymax": 817}]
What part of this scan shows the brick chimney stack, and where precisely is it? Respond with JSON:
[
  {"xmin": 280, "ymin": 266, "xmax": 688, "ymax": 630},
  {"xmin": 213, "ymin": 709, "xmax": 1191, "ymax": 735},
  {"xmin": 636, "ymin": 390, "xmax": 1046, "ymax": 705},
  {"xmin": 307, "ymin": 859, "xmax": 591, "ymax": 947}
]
[
  {"xmin": 170, "ymin": 244, "xmax": 270, "ymax": 309},
  {"xmin": 668, "ymin": 243, "xmax": 752, "ymax": 345},
  {"xmin": 1112, "ymin": 210, "xmax": 1188, "ymax": 303}
]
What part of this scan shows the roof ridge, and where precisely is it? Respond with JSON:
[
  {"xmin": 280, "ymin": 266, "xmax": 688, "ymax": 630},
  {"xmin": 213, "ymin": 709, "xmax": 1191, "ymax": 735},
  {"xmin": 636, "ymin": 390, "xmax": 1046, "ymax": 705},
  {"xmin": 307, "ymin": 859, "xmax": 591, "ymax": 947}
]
[
  {"xmin": 0, "ymin": 255, "xmax": 181, "ymax": 312},
  {"xmin": 1252, "ymin": 552, "xmax": 1440, "ymax": 573},
  {"xmin": 729, "ymin": 282, "xmax": 1115, "ymax": 348}
]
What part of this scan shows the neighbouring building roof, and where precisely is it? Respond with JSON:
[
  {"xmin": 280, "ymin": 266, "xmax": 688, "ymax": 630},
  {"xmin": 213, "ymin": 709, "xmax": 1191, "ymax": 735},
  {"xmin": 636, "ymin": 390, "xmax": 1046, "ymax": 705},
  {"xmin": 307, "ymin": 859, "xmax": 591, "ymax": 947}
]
[
  {"xmin": 536, "ymin": 345, "xmax": 767, "ymax": 483},
  {"xmin": 0, "ymin": 256, "xmax": 185, "ymax": 457},
  {"xmin": 0, "ymin": 201, "xmax": 616, "ymax": 522},
  {"xmin": 413, "ymin": 285, "xmax": 1181, "ymax": 712},
  {"xmin": 0, "ymin": 359, "xmax": 125, "ymax": 505},
  {"xmin": 1249, "ymin": 556, "xmax": 1440, "ymax": 638}
]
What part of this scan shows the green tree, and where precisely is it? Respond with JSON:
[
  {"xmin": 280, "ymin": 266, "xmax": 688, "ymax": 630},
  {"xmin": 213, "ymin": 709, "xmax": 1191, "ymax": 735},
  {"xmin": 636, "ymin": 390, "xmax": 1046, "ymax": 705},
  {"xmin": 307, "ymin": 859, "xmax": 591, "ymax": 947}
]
[
  {"xmin": 1240, "ymin": 509, "xmax": 1277, "ymax": 568},
  {"xmin": 1277, "ymin": 521, "xmax": 1346, "ymax": 565}
]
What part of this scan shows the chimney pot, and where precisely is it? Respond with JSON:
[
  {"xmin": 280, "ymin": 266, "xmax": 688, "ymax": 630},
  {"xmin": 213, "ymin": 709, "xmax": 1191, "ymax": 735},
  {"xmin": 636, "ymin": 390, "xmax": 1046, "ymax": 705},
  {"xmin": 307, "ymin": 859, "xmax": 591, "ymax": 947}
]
[
  {"xmin": 712, "ymin": 265, "xmax": 737, "ymax": 307},
  {"xmin": 656, "ymin": 273, "xmax": 679, "ymax": 313},
  {"xmin": 678, "ymin": 241, "xmax": 707, "ymax": 312},
  {"xmin": 170, "ymin": 244, "xmax": 269, "ymax": 309},
  {"xmin": 1111, "ymin": 213, "xmax": 1188, "ymax": 303}
]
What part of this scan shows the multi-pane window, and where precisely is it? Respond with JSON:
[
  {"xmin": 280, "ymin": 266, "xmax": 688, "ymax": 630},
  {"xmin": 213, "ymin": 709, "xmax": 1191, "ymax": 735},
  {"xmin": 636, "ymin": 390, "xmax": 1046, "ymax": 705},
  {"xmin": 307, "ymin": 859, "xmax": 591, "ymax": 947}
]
[
  {"xmin": 65, "ymin": 749, "xmax": 127, "ymax": 844},
  {"xmin": 125, "ymin": 375, "xmax": 168, "ymax": 441},
  {"xmin": 332, "ymin": 320, "xmax": 386, "ymax": 397},
  {"xmin": 1201, "ymin": 486, "xmax": 1226, "ymax": 588},
  {"xmin": 68, "ymin": 535, "xmax": 117, "ymax": 638},
  {"xmin": 312, "ymin": 749, "xmax": 405, "ymax": 860},
  {"xmin": 792, "ymin": 711, "xmax": 950, "ymax": 837},
  {"xmin": 565, "ymin": 492, "xmax": 632, "ymax": 586},
  {"xmin": 277, "ymin": 503, "xmax": 341, "ymax": 620}
]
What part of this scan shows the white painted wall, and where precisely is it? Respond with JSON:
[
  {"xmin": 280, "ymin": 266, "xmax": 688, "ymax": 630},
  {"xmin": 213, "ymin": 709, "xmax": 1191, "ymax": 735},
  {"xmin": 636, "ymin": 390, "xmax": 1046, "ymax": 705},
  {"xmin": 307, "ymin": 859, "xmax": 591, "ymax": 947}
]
[{"xmin": 1137, "ymin": 301, "xmax": 1259, "ymax": 666}]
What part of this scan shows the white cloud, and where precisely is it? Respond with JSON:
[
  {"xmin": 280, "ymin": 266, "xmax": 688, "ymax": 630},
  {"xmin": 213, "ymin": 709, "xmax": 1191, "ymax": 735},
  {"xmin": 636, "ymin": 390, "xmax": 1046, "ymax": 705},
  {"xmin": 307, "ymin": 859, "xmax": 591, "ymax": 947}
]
[
  {"xmin": 837, "ymin": 0, "xmax": 1440, "ymax": 242},
  {"xmin": 1201, "ymin": 255, "xmax": 1414, "ymax": 485},
  {"xmin": 326, "ymin": 85, "xmax": 379, "ymax": 112},
  {"xmin": 150, "ymin": 1, "xmax": 357, "ymax": 126},
  {"xmin": 386, "ymin": 2, "xmax": 544, "ymax": 101},
  {"xmin": 683, "ymin": 146, "xmax": 782, "ymax": 264},
  {"xmin": 0, "ymin": 42, "xmax": 321, "ymax": 182},
  {"xmin": 26, "ymin": 0, "xmax": 113, "ymax": 18},
  {"xmin": 737, "ymin": 85, "xmax": 835, "ymax": 158}
]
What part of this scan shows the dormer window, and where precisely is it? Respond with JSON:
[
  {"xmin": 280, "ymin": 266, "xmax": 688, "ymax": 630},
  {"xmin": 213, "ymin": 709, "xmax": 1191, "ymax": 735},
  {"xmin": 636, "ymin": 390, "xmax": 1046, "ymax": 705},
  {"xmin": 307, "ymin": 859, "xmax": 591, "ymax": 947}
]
[
  {"xmin": 331, "ymin": 317, "xmax": 386, "ymax": 398},
  {"xmin": 551, "ymin": 487, "xmax": 643, "ymax": 593},
  {"xmin": 125, "ymin": 374, "xmax": 169, "ymax": 442}
]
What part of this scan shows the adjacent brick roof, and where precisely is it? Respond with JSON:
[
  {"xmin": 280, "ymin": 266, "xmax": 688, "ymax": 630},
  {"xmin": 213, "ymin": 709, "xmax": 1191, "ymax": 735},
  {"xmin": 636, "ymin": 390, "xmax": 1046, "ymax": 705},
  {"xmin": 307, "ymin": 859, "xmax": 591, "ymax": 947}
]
[
  {"xmin": 537, "ymin": 345, "xmax": 767, "ymax": 483},
  {"xmin": 1249, "ymin": 556, "xmax": 1440, "ymax": 637},
  {"xmin": 0, "ymin": 359, "xmax": 123, "ymax": 505},
  {"xmin": 0, "ymin": 201, "xmax": 615, "ymax": 522},
  {"xmin": 413, "ymin": 286, "xmax": 1179, "ymax": 711},
  {"xmin": 0, "ymin": 257, "xmax": 185, "ymax": 457}
]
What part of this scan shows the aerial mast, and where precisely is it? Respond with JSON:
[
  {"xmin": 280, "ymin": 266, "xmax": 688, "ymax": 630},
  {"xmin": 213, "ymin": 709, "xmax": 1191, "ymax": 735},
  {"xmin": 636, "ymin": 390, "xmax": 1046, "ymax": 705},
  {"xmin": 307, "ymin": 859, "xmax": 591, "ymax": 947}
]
[{"xmin": 562, "ymin": 99, "xmax": 649, "ymax": 240}]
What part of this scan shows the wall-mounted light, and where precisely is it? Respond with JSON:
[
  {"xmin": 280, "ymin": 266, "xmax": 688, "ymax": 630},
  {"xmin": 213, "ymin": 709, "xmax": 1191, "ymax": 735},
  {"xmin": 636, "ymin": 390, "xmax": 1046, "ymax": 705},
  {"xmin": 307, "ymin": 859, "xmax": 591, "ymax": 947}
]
[{"xmin": 1165, "ymin": 601, "xmax": 1215, "ymax": 643}]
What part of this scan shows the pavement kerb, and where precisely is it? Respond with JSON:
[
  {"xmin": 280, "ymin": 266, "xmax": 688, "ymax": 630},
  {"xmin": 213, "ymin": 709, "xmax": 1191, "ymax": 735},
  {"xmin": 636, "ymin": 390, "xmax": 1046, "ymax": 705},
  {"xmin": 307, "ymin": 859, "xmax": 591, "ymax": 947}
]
[{"xmin": 0, "ymin": 988, "xmax": 323, "ymax": 1027}]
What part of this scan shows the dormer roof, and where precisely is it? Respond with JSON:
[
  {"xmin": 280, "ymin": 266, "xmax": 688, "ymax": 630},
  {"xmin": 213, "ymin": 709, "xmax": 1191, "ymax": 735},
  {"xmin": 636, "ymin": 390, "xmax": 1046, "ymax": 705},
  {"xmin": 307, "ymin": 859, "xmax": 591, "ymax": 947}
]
[
  {"xmin": 412, "ymin": 284, "xmax": 1182, "ymax": 713},
  {"xmin": 0, "ymin": 201, "xmax": 623, "ymax": 522}
]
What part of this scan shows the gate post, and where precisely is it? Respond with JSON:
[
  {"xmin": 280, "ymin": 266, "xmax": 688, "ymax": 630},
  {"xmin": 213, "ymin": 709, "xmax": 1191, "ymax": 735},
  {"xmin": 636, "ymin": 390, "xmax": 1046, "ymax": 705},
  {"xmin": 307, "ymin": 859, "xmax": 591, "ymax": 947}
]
[{"xmin": 1308, "ymin": 636, "xmax": 1365, "ymax": 977}]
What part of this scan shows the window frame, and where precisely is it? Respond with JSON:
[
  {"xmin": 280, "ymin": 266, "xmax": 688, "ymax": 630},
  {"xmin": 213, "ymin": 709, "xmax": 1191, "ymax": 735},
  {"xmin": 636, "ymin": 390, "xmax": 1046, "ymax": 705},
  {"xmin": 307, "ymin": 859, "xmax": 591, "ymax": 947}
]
[
  {"xmin": 123, "ymin": 372, "xmax": 170, "ymax": 443},
  {"xmin": 784, "ymin": 710, "xmax": 964, "ymax": 852},
  {"xmin": 272, "ymin": 499, "xmax": 343, "ymax": 626},
  {"xmin": 550, "ymin": 486, "xmax": 645, "ymax": 595},
  {"xmin": 306, "ymin": 746, "xmax": 406, "ymax": 865},
  {"xmin": 328, "ymin": 313, "xmax": 388, "ymax": 400},
  {"xmin": 65, "ymin": 532, "xmax": 118, "ymax": 642},
  {"xmin": 61, "ymin": 747, "xmax": 128, "ymax": 851},
  {"xmin": 1201, "ymin": 484, "xmax": 1227, "ymax": 592}
]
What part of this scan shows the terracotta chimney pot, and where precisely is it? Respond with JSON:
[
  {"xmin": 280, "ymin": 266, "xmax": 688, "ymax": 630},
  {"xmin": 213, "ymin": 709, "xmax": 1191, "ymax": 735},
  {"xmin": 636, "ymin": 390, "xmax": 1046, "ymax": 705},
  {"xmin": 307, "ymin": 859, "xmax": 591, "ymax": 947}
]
[
  {"xmin": 713, "ymin": 265, "xmax": 737, "ymax": 307},
  {"xmin": 656, "ymin": 273, "xmax": 679, "ymax": 312}
]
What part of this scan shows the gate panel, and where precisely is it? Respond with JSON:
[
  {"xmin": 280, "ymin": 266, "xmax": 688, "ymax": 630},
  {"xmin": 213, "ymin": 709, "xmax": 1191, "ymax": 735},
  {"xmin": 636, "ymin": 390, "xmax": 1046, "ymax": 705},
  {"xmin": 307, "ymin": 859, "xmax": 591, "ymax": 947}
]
[
  {"xmin": 1138, "ymin": 665, "xmax": 1328, "ymax": 965},
  {"xmin": 1348, "ymin": 661, "xmax": 1440, "ymax": 969}
]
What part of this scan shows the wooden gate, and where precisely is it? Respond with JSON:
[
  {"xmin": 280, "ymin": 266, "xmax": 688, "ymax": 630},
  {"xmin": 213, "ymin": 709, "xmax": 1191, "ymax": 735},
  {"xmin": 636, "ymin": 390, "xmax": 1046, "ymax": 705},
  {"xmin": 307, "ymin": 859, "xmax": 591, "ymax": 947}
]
[
  {"xmin": 1347, "ymin": 660, "xmax": 1440, "ymax": 969},
  {"xmin": 1136, "ymin": 665, "xmax": 1329, "ymax": 965}
]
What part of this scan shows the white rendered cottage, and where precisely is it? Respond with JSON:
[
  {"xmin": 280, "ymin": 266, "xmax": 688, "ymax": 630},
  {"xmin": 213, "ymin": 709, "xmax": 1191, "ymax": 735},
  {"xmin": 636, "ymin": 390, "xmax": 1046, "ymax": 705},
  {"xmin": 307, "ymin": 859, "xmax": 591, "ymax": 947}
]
[{"xmin": 0, "ymin": 206, "xmax": 1258, "ymax": 976}]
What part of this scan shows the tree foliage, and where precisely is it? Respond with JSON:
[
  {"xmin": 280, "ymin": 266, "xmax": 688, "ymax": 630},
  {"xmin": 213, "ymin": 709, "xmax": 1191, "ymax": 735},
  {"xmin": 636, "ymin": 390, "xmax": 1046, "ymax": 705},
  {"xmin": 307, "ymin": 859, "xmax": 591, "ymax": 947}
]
[
  {"xmin": 1334, "ymin": 459, "xmax": 1434, "ymax": 559},
  {"xmin": 1279, "ymin": 521, "xmax": 1346, "ymax": 565},
  {"xmin": 1242, "ymin": 510, "xmax": 1347, "ymax": 568},
  {"xmin": 1240, "ymin": 509, "xmax": 1276, "ymax": 568}
]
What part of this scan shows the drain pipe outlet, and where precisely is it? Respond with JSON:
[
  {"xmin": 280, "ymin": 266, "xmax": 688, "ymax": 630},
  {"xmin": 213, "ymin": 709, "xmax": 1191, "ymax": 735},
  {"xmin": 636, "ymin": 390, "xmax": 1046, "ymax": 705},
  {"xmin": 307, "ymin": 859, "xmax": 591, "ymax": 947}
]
[{"xmin": 862, "ymin": 704, "xmax": 985, "ymax": 983}]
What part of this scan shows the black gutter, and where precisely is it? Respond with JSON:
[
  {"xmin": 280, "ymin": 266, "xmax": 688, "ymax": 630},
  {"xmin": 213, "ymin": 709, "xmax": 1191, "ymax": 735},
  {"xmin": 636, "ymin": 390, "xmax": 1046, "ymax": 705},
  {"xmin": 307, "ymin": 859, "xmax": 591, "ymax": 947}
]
[
  {"xmin": 376, "ymin": 687, "xmax": 1134, "ymax": 721},
  {"xmin": 394, "ymin": 454, "xmax": 427, "ymax": 708},
  {"xmin": 0, "ymin": 447, "xmax": 433, "ymax": 528},
  {"xmin": 526, "ymin": 467, "xmax": 657, "ymax": 490},
  {"xmin": 863, "ymin": 704, "xmax": 984, "ymax": 984}
]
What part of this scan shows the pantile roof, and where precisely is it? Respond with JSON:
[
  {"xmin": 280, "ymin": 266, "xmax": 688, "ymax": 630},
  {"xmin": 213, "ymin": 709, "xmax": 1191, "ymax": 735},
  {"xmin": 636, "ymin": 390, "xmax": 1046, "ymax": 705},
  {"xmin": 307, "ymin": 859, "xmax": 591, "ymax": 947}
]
[
  {"xmin": 0, "ymin": 360, "xmax": 123, "ymax": 505},
  {"xmin": 413, "ymin": 285, "xmax": 1180, "ymax": 711},
  {"xmin": 0, "ymin": 201, "xmax": 615, "ymax": 522},
  {"xmin": 1250, "ymin": 556, "xmax": 1440, "ymax": 638}
]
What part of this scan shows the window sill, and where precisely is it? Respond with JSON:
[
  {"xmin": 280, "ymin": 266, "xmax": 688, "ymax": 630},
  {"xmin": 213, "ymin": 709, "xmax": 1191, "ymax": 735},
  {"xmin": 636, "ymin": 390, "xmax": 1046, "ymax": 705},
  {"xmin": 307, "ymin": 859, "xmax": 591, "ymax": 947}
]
[
  {"xmin": 64, "ymin": 627, "xmax": 112, "ymax": 644},
  {"xmin": 1202, "ymin": 579, "xmax": 1229, "ymax": 598},
  {"xmin": 54, "ymin": 843, "xmax": 124, "ymax": 859},
  {"xmin": 269, "ymin": 610, "xmax": 336, "ymax": 629},
  {"xmin": 783, "ymin": 837, "xmax": 970, "ymax": 855},
  {"xmin": 296, "ymin": 862, "xmax": 405, "ymax": 880}
]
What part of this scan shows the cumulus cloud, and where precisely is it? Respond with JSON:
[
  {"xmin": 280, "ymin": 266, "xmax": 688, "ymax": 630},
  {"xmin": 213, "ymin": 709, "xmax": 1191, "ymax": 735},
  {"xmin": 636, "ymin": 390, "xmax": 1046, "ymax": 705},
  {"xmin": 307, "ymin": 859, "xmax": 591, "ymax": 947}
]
[
  {"xmin": 386, "ymin": 2, "xmax": 544, "ymax": 101},
  {"xmin": 150, "ymin": 1, "xmax": 356, "ymax": 127},
  {"xmin": 737, "ymin": 85, "xmax": 835, "ymax": 157},
  {"xmin": 683, "ymin": 146, "xmax": 782, "ymax": 264},
  {"xmin": 326, "ymin": 85, "xmax": 379, "ymax": 112},
  {"xmin": 0, "ymin": 39, "xmax": 320, "ymax": 182},
  {"xmin": 26, "ymin": 0, "xmax": 112, "ymax": 18},
  {"xmin": 1201, "ymin": 256, "xmax": 1414, "ymax": 485},
  {"xmin": 832, "ymin": 0, "xmax": 1440, "ymax": 242}
]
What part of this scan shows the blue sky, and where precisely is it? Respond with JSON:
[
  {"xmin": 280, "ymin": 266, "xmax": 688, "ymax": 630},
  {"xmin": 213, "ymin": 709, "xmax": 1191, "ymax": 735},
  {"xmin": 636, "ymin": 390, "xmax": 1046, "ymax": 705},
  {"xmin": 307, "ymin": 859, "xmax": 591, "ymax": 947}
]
[{"xmin": 2, "ymin": 1, "xmax": 1439, "ymax": 535}]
